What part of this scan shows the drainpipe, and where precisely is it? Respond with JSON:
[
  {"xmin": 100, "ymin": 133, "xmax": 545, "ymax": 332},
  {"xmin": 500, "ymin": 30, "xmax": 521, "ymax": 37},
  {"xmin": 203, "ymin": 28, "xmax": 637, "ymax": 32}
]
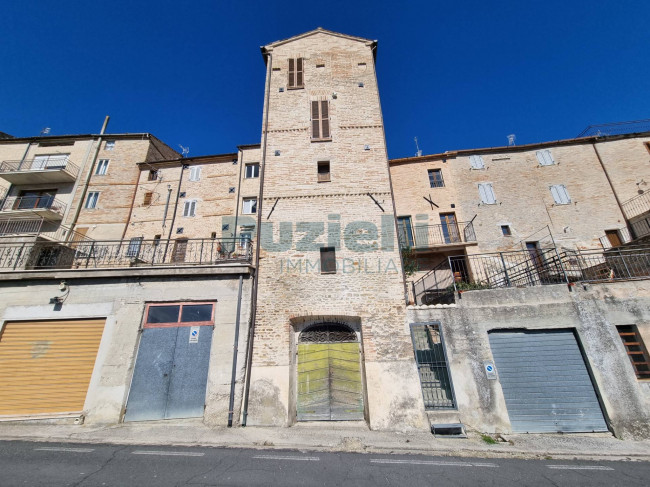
[
  {"xmin": 162, "ymin": 163, "xmax": 185, "ymax": 262},
  {"xmin": 592, "ymin": 142, "xmax": 634, "ymax": 238},
  {"xmin": 241, "ymin": 49, "xmax": 273, "ymax": 427},
  {"xmin": 233, "ymin": 147, "xmax": 244, "ymax": 243},
  {"xmin": 18, "ymin": 142, "xmax": 31, "ymax": 169},
  {"xmin": 228, "ymin": 275, "xmax": 244, "ymax": 427},
  {"xmin": 68, "ymin": 116, "xmax": 110, "ymax": 241}
]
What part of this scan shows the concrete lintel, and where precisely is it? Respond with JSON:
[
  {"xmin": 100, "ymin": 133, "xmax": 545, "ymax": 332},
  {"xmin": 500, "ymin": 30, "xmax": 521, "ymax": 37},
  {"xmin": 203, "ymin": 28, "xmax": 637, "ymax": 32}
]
[{"xmin": 0, "ymin": 264, "xmax": 254, "ymax": 281}]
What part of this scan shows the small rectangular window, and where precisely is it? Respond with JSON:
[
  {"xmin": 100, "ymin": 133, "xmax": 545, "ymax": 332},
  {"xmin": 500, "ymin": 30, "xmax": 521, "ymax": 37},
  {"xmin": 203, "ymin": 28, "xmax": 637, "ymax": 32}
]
[
  {"xmin": 243, "ymin": 197, "xmax": 257, "ymax": 214},
  {"xmin": 428, "ymin": 168, "xmax": 444, "ymax": 188},
  {"xmin": 85, "ymin": 191, "xmax": 99, "ymax": 209},
  {"xmin": 617, "ymin": 325, "xmax": 650, "ymax": 379},
  {"xmin": 126, "ymin": 237, "xmax": 143, "ymax": 257},
  {"xmin": 189, "ymin": 166, "xmax": 201, "ymax": 181},
  {"xmin": 143, "ymin": 192, "xmax": 153, "ymax": 206},
  {"xmin": 317, "ymin": 161, "xmax": 330, "ymax": 182},
  {"xmin": 311, "ymin": 100, "xmax": 331, "ymax": 140},
  {"xmin": 183, "ymin": 200, "xmax": 197, "ymax": 217},
  {"xmin": 550, "ymin": 184, "xmax": 571, "ymax": 204},
  {"xmin": 469, "ymin": 155, "xmax": 485, "ymax": 169},
  {"xmin": 288, "ymin": 57, "xmax": 304, "ymax": 89},
  {"xmin": 320, "ymin": 247, "xmax": 336, "ymax": 273},
  {"xmin": 95, "ymin": 159, "xmax": 109, "ymax": 175},
  {"xmin": 245, "ymin": 163, "xmax": 260, "ymax": 178},
  {"xmin": 153, "ymin": 234, "xmax": 161, "ymax": 246},
  {"xmin": 144, "ymin": 302, "xmax": 215, "ymax": 328},
  {"xmin": 411, "ymin": 323, "xmax": 456, "ymax": 409},
  {"xmin": 536, "ymin": 149, "xmax": 555, "ymax": 166},
  {"xmin": 148, "ymin": 169, "xmax": 158, "ymax": 181},
  {"xmin": 501, "ymin": 225, "xmax": 512, "ymax": 236},
  {"xmin": 105, "ymin": 140, "xmax": 115, "ymax": 151},
  {"xmin": 478, "ymin": 183, "xmax": 496, "ymax": 204}
]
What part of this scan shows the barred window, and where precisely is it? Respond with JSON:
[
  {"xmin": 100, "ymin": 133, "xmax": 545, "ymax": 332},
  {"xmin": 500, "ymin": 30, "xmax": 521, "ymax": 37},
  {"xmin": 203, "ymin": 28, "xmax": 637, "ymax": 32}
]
[{"xmin": 410, "ymin": 323, "xmax": 456, "ymax": 409}]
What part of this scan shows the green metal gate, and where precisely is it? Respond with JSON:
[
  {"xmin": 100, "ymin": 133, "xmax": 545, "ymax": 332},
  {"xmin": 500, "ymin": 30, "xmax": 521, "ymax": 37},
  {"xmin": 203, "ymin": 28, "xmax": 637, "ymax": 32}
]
[{"xmin": 297, "ymin": 324, "xmax": 364, "ymax": 421}]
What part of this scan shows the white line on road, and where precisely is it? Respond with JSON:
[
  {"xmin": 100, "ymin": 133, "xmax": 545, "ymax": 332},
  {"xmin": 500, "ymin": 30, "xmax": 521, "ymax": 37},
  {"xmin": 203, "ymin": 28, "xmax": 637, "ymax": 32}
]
[
  {"xmin": 547, "ymin": 465, "xmax": 614, "ymax": 471},
  {"xmin": 252, "ymin": 455, "xmax": 320, "ymax": 461},
  {"xmin": 370, "ymin": 459, "xmax": 498, "ymax": 468},
  {"xmin": 131, "ymin": 450, "xmax": 205, "ymax": 457},
  {"xmin": 34, "ymin": 447, "xmax": 95, "ymax": 453}
]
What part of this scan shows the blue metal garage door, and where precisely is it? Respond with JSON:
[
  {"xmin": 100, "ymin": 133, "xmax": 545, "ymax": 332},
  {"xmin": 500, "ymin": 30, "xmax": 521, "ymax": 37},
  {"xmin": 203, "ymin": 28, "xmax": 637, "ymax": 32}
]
[
  {"xmin": 124, "ymin": 325, "xmax": 213, "ymax": 422},
  {"xmin": 489, "ymin": 329, "xmax": 608, "ymax": 433}
]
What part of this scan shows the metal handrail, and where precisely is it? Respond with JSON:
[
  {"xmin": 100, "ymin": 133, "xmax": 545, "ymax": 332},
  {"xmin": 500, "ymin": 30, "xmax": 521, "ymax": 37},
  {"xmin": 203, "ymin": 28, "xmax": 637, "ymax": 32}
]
[
  {"xmin": 0, "ymin": 237, "xmax": 253, "ymax": 271},
  {"xmin": 1, "ymin": 195, "xmax": 67, "ymax": 215},
  {"xmin": 0, "ymin": 158, "xmax": 80, "ymax": 179},
  {"xmin": 621, "ymin": 191, "xmax": 650, "ymax": 220},
  {"xmin": 399, "ymin": 221, "xmax": 477, "ymax": 248}
]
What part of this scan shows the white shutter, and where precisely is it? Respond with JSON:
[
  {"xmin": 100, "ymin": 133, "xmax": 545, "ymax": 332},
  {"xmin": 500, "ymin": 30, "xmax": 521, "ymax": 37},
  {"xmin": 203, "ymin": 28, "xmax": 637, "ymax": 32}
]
[
  {"xmin": 183, "ymin": 200, "xmax": 196, "ymax": 217},
  {"xmin": 479, "ymin": 183, "xmax": 496, "ymax": 204},
  {"xmin": 189, "ymin": 166, "xmax": 201, "ymax": 181},
  {"xmin": 536, "ymin": 150, "xmax": 555, "ymax": 166},
  {"xmin": 550, "ymin": 185, "xmax": 570, "ymax": 204},
  {"xmin": 470, "ymin": 155, "xmax": 485, "ymax": 169}
]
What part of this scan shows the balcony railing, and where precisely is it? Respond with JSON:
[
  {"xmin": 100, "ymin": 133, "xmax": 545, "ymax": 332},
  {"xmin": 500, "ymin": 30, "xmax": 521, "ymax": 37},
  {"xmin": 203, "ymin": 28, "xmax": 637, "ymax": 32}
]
[
  {"xmin": 412, "ymin": 246, "xmax": 650, "ymax": 304},
  {"xmin": 0, "ymin": 157, "xmax": 80, "ymax": 179},
  {"xmin": 1, "ymin": 195, "xmax": 67, "ymax": 217},
  {"xmin": 399, "ymin": 221, "xmax": 476, "ymax": 249},
  {"xmin": 0, "ymin": 237, "xmax": 253, "ymax": 271},
  {"xmin": 621, "ymin": 191, "xmax": 650, "ymax": 220}
]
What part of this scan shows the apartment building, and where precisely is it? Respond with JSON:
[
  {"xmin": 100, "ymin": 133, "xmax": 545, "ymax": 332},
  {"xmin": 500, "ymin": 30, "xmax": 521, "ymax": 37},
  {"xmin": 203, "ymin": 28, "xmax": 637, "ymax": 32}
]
[{"xmin": 0, "ymin": 29, "xmax": 649, "ymax": 439}]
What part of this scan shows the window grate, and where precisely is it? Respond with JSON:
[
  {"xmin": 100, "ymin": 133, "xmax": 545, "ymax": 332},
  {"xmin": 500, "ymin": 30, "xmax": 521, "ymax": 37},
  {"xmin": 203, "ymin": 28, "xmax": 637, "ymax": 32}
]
[
  {"xmin": 428, "ymin": 169, "xmax": 444, "ymax": 188},
  {"xmin": 411, "ymin": 323, "xmax": 456, "ymax": 409}
]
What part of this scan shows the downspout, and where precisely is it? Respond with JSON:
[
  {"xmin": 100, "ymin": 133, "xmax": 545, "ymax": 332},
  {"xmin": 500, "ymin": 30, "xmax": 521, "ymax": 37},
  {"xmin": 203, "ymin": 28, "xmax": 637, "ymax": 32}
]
[
  {"xmin": 18, "ymin": 142, "xmax": 31, "ymax": 168},
  {"xmin": 68, "ymin": 116, "xmax": 110, "ymax": 240},
  {"xmin": 233, "ymin": 147, "xmax": 244, "ymax": 243},
  {"xmin": 242, "ymin": 49, "xmax": 273, "ymax": 427},
  {"xmin": 227, "ymin": 274, "xmax": 244, "ymax": 427},
  {"xmin": 592, "ymin": 142, "xmax": 634, "ymax": 238},
  {"xmin": 162, "ymin": 163, "xmax": 185, "ymax": 262}
]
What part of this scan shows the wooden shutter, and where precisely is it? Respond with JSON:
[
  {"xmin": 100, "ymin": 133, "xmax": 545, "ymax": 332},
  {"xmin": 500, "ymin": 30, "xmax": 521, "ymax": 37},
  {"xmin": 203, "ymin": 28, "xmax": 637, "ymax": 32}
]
[
  {"xmin": 296, "ymin": 58, "xmax": 303, "ymax": 87},
  {"xmin": 288, "ymin": 58, "xmax": 295, "ymax": 88},
  {"xmin": 320, "ymin": 101, "xmax": 330, "ymax": 138},
  {"xmin": 143, "ymin": 192, "xmax": 152, "ymax": 206},
  {"xmin": 312, "ymin": 101, "xmax": 320, "ymax": 139}
]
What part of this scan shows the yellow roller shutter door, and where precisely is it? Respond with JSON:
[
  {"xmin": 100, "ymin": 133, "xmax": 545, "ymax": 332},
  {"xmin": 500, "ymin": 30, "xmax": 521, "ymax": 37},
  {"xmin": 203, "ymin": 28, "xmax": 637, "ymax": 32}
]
[{"xmin": 0, "ymin": 319, "xmax": 105, "ymax": 416}]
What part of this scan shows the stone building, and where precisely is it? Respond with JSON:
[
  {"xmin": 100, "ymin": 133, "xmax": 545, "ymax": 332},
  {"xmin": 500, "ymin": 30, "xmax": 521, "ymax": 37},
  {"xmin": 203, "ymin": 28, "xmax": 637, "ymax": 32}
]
[{"xmin": 0, "ymin": 29, "xmax": 649, "ymax": 439}]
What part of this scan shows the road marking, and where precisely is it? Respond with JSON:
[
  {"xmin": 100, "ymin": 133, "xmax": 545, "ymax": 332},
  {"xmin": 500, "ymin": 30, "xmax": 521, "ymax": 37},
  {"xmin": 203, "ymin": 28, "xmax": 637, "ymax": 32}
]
[
  {"xmin": 252, "ymin": 455, "xmax": 320, "ymax": 461},
  {"xmin": 370, "ymin": 459, "xmax": 498, "ymax": 468},
  {"xmin": 34, "ymin": 447, "xmax": 95, "ymax": 453},
  {"xmin": 132, "ymin": 450, "xmax": 205, "ymax": 457},
  {"xmin": 547, "ymin": 465, "xmax": 614, "ymax": 471}
]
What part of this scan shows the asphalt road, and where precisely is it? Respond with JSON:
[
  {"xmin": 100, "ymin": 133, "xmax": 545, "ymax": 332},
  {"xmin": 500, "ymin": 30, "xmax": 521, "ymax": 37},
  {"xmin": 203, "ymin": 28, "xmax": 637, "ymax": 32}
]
[{"xmin": 0, "ymin": 440, "xmax": 648, "ymax": 486}]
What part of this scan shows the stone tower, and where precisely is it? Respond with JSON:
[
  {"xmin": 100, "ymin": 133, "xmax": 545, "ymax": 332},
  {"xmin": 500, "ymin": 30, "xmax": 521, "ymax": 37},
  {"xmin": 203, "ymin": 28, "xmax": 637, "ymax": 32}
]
[{"xmin": 245, "ymin": 29, "xmax": 427, "ymax": 430}]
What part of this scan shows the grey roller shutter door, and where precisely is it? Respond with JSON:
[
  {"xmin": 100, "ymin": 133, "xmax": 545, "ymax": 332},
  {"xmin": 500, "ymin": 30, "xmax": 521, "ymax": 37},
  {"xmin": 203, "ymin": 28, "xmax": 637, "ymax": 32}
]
[{"xmin": 489, "ymin": 330, "xmax": 608, "ymax": 433}]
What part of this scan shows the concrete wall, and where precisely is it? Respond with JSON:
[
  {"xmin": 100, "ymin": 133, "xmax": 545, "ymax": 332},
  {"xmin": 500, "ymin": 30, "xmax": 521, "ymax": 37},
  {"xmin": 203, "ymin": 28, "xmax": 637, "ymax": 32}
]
[
  {"xmin": 407, "ymin": 281, "xmax": 650, "ymax": 439},
  {"xmin": 0, "ymin": 269, "xmax": 252, "ymax": 426}
]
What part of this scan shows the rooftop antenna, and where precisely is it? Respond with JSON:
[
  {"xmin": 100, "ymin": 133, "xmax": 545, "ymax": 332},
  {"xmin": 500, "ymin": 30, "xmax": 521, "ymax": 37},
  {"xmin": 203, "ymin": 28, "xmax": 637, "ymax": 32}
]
[
  {"xmin": 178, "ymin": 144, "xmax": 190, "ymax": 158},
  {"xmin": 40, "ymin": 127, "xmax": 51, "ymax": 136},
  {"xmin": 507, "ymin": 134, "xmax": 516, "ymax": 146},
  {"xmin": 414, "ymin": 137, "xmax": 422, "ymax": 157}
]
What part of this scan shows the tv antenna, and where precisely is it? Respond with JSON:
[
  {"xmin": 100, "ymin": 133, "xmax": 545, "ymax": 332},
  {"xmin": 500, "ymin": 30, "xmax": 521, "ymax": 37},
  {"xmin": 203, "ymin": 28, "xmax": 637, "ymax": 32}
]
[
  {"xmin": 414, "ymin": 137, "xmax": 422, "ymax": 157},
  {"xmin": 40, "ymin": 127, "xmax": 51, "ymax": 136},
  {"xmin": 178, "ymin": 144, "xmax": 190, "ymax": 158},
  {"xmin": 507, "ymin": 134, "xmax": 516, "ymax": 146}
]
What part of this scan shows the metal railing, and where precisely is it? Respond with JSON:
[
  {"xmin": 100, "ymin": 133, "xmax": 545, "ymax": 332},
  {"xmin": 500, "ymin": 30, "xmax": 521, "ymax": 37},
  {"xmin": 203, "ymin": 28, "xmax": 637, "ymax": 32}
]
[
  {"xmin": 412, "ymin": 245, "xmax": 650, "ymax": 303},
  {"xmin": 621, "ymin": 191, "xmax": 650, "ymax": 220},
  {"xmin": 399, "ymin": 221, "xmax": 476, "ymax": 249},
  {"xmin": 1, "ymin": 195, "xmax": 67, "ymax": 216},
  {"xmin": 631, "ymin": 216, "xmax": 650, "ymax": 240},
  {"xmin": 0, "ymin": 218, "xmax": 92, "ymax": 244},
  {"xmin": 0, "ymin": 218, "xmax": 44, "ymax": 236},
  {"xmin": 0, "ymin": 157, "xmax": 80, "ymax": 178},
  {"xmin": 0, "ymin": 237, "xmax": 253, "ymax": 271}
]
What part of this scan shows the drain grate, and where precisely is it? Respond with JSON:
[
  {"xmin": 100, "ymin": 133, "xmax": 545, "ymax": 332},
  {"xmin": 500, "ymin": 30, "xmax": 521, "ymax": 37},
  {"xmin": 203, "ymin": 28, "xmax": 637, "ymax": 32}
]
[{"xmin": 431, "ymin": 423, "xmax": 466, "ymax": 438}]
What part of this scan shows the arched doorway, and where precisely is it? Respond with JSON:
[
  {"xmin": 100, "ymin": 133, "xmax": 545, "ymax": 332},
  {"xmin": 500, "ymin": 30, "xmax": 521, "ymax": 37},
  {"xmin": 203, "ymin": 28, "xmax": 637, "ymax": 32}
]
[{"xmin": 297, "ymin": 323, "xmax": 364, "ymax": 421}]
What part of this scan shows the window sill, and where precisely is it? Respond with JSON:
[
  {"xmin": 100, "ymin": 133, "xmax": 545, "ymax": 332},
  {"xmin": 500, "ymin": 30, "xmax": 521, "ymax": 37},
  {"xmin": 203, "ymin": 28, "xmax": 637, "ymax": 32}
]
[
  {"xmin": 320, "ymin": 271, "xmax": 337, "ymax": 275},
  {"xmin": 318, "ymin": 179, "xmax": 331, "ymax": 183},
  {"xmin": 287, "ymin": 86, "xmax": 304, "ymax": 90},
  {"xmin": 311, "ymin": 138, "xmax": 332, "ymax": 143}
]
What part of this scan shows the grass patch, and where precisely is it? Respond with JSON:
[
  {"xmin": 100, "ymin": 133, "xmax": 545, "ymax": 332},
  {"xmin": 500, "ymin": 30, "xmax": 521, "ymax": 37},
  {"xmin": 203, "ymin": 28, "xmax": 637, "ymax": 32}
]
[{"xmin": 481, "ymin": 434, "xmax": 497, "ymax": 445}]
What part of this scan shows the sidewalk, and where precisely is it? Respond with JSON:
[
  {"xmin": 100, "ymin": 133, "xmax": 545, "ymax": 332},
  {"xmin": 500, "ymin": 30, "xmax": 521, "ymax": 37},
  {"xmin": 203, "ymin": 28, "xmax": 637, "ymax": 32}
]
[{"xmin": 0, "ymin": 420, "xmax": 648, "ymax": 462}]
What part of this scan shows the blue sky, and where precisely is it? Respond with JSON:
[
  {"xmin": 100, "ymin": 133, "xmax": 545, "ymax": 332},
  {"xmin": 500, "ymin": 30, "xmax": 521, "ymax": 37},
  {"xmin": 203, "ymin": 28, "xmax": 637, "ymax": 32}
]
[{"xmin": 1, "ymin": 0, "xmax": 648, "ymax": 159}]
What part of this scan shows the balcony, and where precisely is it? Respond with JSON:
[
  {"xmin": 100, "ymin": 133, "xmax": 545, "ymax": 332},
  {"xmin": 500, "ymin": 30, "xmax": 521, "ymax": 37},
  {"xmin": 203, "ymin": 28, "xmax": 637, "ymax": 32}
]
[
  {"xmin": 0, "ymin": 157, "xmax": 80, "ymax": 184},
  {"xmin": 398, "ymin": 221, "xmax": 477, "ymax": 251},
  {"xmin": 0, "ymin": 237, "xmax": 253, "ymax": 271},
  {"xmin": 0, "ymin": 195, "xmax": 67, "ymax": 220}
]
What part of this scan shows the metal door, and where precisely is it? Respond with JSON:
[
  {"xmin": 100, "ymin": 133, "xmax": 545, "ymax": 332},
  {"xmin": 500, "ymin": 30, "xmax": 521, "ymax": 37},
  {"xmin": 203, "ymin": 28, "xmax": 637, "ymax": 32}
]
[
  {"xmin": 124, "ymin": 325, "xmax": 213, "ymax": 422},
  {"xmin": 489, "ymin": 330, "xmax": 608, "ymax": 433},
  {"xmin": 297, "ymin": 324, "xmax": 363, "ymax": 421}
]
